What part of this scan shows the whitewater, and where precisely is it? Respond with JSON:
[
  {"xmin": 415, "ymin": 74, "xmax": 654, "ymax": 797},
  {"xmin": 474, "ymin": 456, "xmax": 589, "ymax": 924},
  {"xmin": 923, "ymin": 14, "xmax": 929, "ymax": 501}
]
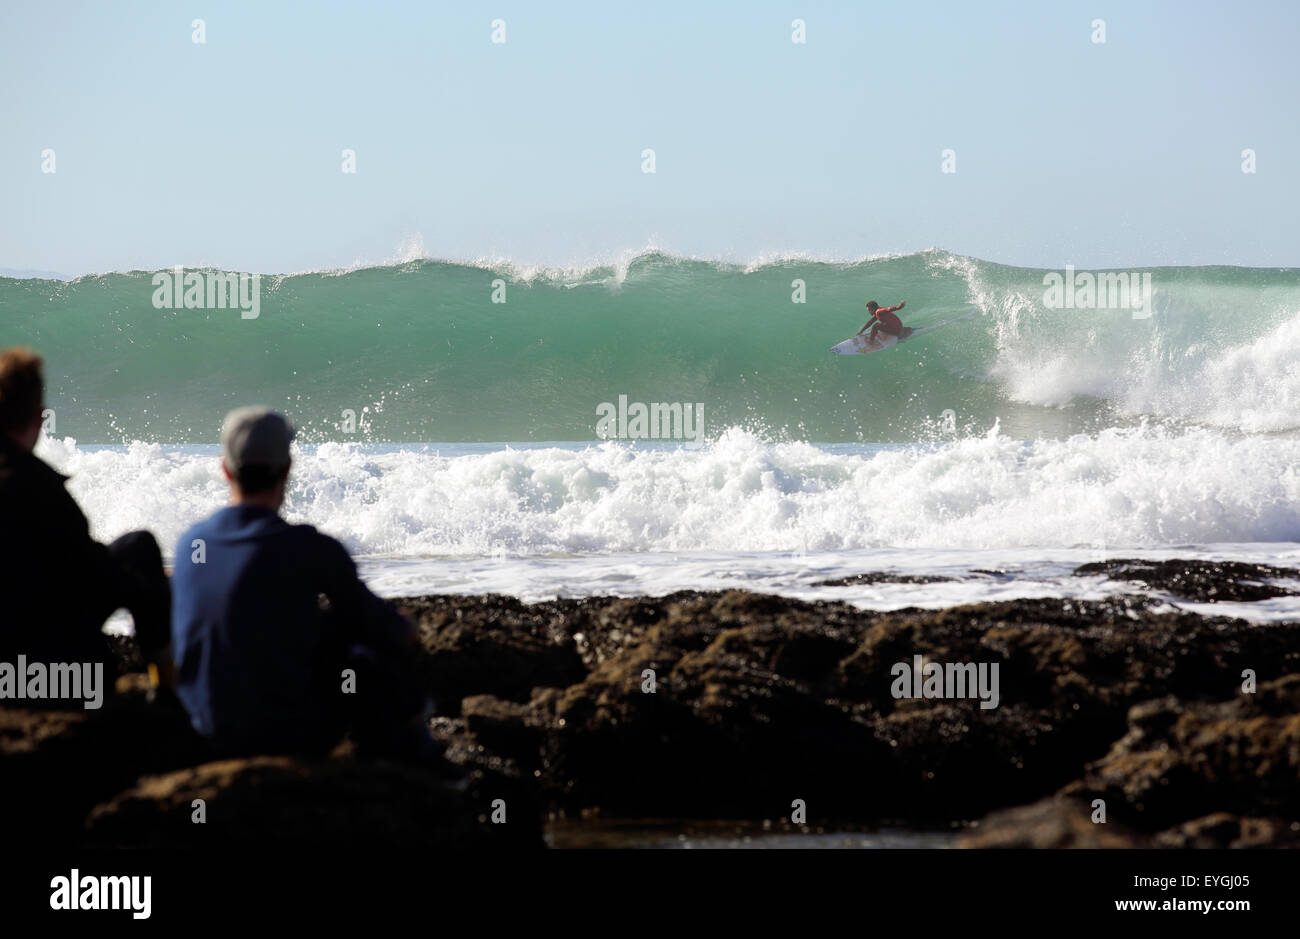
[{"xmin": 6, "ymin": 249, "xmax": 1300, "ymax": 618}]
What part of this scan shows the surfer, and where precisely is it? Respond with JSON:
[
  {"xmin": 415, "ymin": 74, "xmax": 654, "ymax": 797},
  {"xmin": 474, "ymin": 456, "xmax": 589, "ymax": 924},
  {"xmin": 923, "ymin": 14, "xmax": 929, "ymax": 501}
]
[{"xmin": 858, "ymin": 300, "xmax": 907, "ymax": 343}]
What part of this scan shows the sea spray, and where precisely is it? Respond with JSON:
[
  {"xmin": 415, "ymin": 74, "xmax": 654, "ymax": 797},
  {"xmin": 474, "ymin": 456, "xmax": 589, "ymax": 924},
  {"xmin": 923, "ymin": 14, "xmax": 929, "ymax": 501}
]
[{"xmin": 37, "ymin": 424, "xmax": 1300, "ymax": 560}]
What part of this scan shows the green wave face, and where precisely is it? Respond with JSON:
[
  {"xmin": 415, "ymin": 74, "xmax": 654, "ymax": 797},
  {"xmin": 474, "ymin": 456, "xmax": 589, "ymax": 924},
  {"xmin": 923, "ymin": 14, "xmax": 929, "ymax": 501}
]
[{"xmin": 5, "ymin": 250, "xmax": 1300, "ymax": 443}]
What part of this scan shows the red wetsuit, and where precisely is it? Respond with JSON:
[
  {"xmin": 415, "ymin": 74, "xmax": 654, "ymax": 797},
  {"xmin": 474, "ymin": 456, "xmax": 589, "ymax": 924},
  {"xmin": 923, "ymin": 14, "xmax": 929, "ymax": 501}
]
[{"xmin": 865, "ymin": 303, "xmax": 905, "ymax": 340}]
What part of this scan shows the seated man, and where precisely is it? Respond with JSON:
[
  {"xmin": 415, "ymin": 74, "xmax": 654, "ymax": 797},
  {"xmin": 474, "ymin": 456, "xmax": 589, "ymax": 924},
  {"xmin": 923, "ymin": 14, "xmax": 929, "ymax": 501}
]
[
  {"xmin": 0, "ymin": 347, "xmax": 171, "ymax": 697},
  {"xmin": 171, "ymin": 406, "xmax": 436, "ymax": 762}
]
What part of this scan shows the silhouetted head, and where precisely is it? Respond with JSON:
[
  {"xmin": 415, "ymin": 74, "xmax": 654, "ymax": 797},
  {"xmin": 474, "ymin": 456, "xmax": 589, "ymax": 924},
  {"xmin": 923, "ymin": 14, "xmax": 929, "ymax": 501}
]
[
  {"xmin": 865, "ymin": 301, "xmax": 879, "ymax": 312},
  {"xmin": 0, "ymin": 346, "xmax": 45, "ymax": 453}
]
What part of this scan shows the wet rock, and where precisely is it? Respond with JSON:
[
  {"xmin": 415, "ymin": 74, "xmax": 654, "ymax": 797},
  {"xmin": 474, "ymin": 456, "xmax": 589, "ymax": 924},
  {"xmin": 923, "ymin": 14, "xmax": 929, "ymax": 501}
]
[
  {"xmin": 1152, "ymin": 813, "xmax": 1300, "ymax": 849},
  {"xmin": 408, "ymin": 591, "xmax": 1300, "ymax": 825},
  {"xmin": 85, "ymin": 754, "xmax": 539, "ymax": 848},
  {"xmin": 956, "ymin": 798, "xmax": 1147, "ymax": 848},
  {"xmin": 536, "ymin": 612, "xmax": 884, "ymax": 817},
  {"xmin": 0, "ymin": 675, "xmax": 206, "ymax": 845},
  {"xmin": 461, "ymin": 693, "xmax": 550, "ymax": 767},
  {"xmin": 402, "ymin": 595, "xmax": 588, "ymax": 716},
  {"xmin": 814, "ymin": 573, "xmax": 953, "ymax": 587},
  {"xmin": 1074, "ymin": 558, "xmax": 1300, "ymax": 602},
  {"xmin": 1, "ymin": 668, "xmax": 542, "ymax": 848},
  {"xmin": 1062, "ymin": 675, "xmax": 1300, "ymax": 833},
  {"xmin": 12, "ymin": 588, "xmax": 1300, "ymax": 845}
]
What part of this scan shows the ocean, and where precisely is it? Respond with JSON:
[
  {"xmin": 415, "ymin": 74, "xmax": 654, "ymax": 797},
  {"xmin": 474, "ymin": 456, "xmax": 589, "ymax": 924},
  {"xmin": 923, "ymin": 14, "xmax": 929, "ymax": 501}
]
[{"xmin": 6, "ymin": 248, "xmax": 1300, "ymax": 619}]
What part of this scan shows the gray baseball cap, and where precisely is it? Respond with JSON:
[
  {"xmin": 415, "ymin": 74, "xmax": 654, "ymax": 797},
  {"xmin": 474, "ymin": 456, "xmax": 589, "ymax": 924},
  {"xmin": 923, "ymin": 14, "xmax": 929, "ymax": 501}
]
[{"xmin": 221, "ymin": 406, "xmax": 295, "ymax": 472}]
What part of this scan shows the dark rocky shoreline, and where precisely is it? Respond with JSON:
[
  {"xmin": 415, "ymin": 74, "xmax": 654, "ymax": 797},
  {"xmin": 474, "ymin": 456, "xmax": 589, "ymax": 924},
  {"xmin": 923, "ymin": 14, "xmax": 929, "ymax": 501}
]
[{"xmin": 3, "ymin": 559, "xmax": 1298, "ymax": 849}]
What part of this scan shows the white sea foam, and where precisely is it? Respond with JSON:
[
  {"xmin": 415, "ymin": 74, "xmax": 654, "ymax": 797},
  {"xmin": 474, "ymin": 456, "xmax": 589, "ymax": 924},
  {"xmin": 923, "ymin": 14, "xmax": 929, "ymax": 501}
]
[
  {"xmin": 38, "ymin": 424, "xmax": 1300, "ymax": 560},
  {"xmin": 937, "ymin": 251, "xmax": 1300, "ymax": 432}
]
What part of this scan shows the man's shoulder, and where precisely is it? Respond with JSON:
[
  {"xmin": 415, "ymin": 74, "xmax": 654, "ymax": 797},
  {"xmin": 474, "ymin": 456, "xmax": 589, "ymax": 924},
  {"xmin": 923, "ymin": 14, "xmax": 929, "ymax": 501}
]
[
  {"xmin": 285, "ymin": 523, "xmax": 351, "ymax": 558},
  {"xmin": 242, "ymin": 517, "xmax": 352, "ymax": 560},
  {"xmin": 0, "ymin": 445, "xmax": 80, "ymax": 524},
  {"xmin": 174, "ymin": 513, "xmax": 356, "ymax": 584},
  {"xmin": 178, "ymin": 508, "xmax": 226, "ymax": 539},
  {"xmin": 178, "ymin": 508, "xmax": 339, "ymax": 544},
  {"xmin": 176, "ymin": 506, "xmax": 280, "ymax": 550},
  {"xmin": 0, "ymin": 443, "xmax": 68, "ymax": 491}
]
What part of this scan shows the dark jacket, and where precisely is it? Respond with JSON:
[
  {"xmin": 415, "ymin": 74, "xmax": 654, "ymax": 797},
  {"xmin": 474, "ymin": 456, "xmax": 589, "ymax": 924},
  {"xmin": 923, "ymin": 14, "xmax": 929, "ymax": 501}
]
[{"xmin": 0, "ymin": 436, "xmax": 132, "ymax": 671}]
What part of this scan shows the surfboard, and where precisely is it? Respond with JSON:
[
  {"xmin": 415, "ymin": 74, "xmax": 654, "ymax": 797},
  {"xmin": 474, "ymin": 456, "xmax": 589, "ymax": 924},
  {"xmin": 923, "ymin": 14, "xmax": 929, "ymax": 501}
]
[
  {"xmin": 831, "ymin": 326, "xmax": 915, "ymax": 355},
  {"xmin": 830, "ymin": 312, "xmax": 975, "ymax": 355}
]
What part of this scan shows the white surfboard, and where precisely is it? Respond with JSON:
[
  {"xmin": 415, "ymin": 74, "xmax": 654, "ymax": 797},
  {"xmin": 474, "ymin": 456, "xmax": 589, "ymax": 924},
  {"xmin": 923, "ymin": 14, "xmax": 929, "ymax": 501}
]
[
  {"xmin": 830, "ymin": 312, "xmax": 975, "ymax": 356},
  {"xmin": 830, "ymin": 332, "xmax": 903, "ymax": 355}
]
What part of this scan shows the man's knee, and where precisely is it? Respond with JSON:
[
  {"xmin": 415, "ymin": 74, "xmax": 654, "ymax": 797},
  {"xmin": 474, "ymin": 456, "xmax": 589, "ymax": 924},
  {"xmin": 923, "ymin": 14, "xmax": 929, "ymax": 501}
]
[
  {"xmin": 108, "ymin": 530, "xmax": 170, "ymax": 657},
  {"xmin": 345, "ymin": 644, "xmax": 427, "ymax": 718},
  {"xmin": 108, "ymin": 530, "xmax": 163, "ymax": 572}
]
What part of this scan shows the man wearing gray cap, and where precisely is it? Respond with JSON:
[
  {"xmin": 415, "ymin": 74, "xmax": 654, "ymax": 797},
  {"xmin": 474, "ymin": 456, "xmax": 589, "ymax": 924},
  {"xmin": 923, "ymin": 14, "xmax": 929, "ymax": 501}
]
[{"xmin": 170, "ymin": 406, "xmax": 438, "ymax": 762}]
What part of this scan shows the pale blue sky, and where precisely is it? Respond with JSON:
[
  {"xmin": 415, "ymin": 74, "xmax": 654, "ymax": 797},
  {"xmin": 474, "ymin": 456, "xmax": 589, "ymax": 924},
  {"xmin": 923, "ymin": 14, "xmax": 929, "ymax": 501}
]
[{"xmin": 2, "ymin": 0, "xmax": 1297, "ymax": 275}]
